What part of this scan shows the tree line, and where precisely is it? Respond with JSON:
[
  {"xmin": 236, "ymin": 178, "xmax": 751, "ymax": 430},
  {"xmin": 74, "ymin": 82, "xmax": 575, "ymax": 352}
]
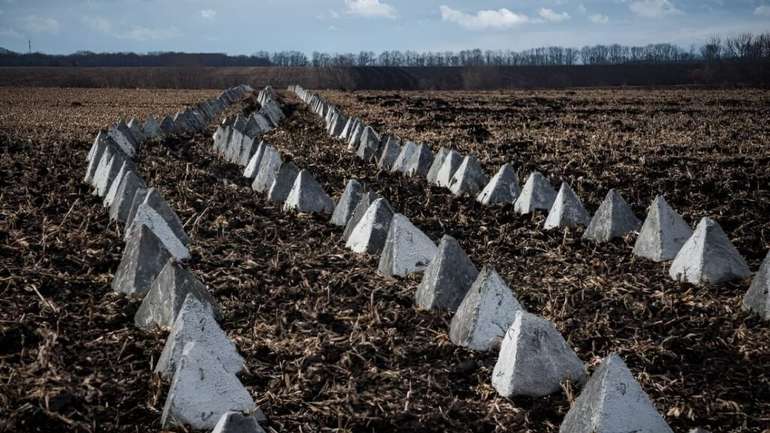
[{"xmin": 1, "ymin": 32, "xmax": 768, "ymax": 67}]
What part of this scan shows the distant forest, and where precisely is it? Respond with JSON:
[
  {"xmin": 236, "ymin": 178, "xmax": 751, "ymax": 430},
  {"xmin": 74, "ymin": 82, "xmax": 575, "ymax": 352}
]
[{"xmin": 1, "ymin": 32, "xmax": 768, "ymax": 67}]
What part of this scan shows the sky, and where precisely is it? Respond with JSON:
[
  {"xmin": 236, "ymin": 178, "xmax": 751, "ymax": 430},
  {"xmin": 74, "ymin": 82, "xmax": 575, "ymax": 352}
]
[{"xmin": 0, "ymin": 0, "xmax": 768, "ymax": 55}]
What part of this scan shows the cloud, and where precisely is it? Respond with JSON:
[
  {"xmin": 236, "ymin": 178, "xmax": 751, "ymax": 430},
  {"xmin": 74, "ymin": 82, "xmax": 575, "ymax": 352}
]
[
  {"xmin": 440, "ymin": 5, "xmax": 529, "ymax": 30},
  {"xmin": 122, "ymin": 26, "xmax": 181, "ymax": 41},
  {"xmin": 200, "ymin": 9, "xmax": 216, "ymax": 19},
  {"xmin": 0, "ymin": 27, "xmax": 22, "ymax": 39},
  {"xmin": 589, "ymin": 13, "xmax": 609, "ymax": 23},
  {"xmin": 20, "ymin": 15, "xmax": 60, "ymax": 34},
  {"xmin": 344, "ymin": 0, "xmax": 397, "ymax": 19},
  {"xmin": 755, "ymin": 5, "xmax": 770, "ymax": 16},
  {"xmin": 577, "ymin": 4, "xmax": 587, "ymax": 15},
  {"xmin": 629, "ymin": 0, "xmax": 681, "ymax": 17},
  {"xmin": 538, "ymin": 8, "xmax": 570, "ymax": 22},
  {"xmin": 82, "ymin": 16, "xmax": 112, "ymax": 34}
]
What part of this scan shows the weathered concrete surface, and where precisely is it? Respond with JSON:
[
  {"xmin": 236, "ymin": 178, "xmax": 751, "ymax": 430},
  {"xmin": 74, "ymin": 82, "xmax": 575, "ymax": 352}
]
[
  {"xmin": 125, "ymin": 187, "xmax": 149, "ymax": 229},
  {"xmin": 127, "ymin": 118, "xmax": 145, "ymax": 144},
  {"xmin": 213, "ymin": 126, "xmax": 229, "ymax": 155},
  {"xmin": 243, "ymin": 142, "xmax": 266, "ymax": 179},
  {"xmin": 340, "ymin": 117, "xmax": 355, "ymax": 141},
  {"xmin": 669, "ymin": 217, "xmax": 751, "ymax": 285},
  {"xmin": 251, "ymin": 145, "xmax": 282, "ymax": 194},
  {"xmin": 448, "ymin": 155, "xmax": 488, "ymax": 197},
  {"xmin": 426, "ymin": 147, "xmax": 448, "ymax": 185},
  {"xmin": 109, "ymin": 121, "xmax": 138, "ymax": 159},
  {"xmin": 544, "ymin": 182, "xmax": 591, "ymax": 230},
  {"xmin": 138, "ymin": 188, "xmax": 190, "ymax": 245},
  {"xmin": 492, "ymin": 311, "xmax": 585, "ymax": 398},
  {"xmin": 356, "ymin": 126, "xmax": 381, "ymax": 162},
  {"xmin": 267, "ymin": 161, "xmax": 300, "ymax": 204},
  {"xmin": 347, "ymin": 122, "xmax": 365, "ymax": 151},
  {"xmin": 94, "ymin": 149, "xmax": 124, "ymax": 197},
  {"xmin": 143, "ymin": 116, "xmax": 162, "ymax": 140},
  {"xmin": 583, "ymin": 189, "xmax": 641, "ymax": 242},
  {"xmin": 85, "ymin": 132, "xmax": 113, "ymax": 184},
  {"xmin": 345, "ymin": 198, "xmax": 395, "ymax": 256},
  {"xmin": 633, "ymin": 195, "xmax": 692, "ymax": 262},
  {"xmin": 103, "ymin": 160, "xmax": 132, "ymax": 208},
  {"xmin": 513, "ymin": 171, "xmax": 557, "ymax": 215},
  {"xmin": 476, "ymin": 163, "xmax": 520, "ymax": 206},
  {"xmin": 283, "ymin": 170, "xmax": 335, "ymax": 214},
  {"xmin": 342, "ymin": 191, "xmax": 380, "ymax": 242},
  {"xmin": 238, "ymin": 135, "xmax": 258, "ymax": 167},
  {"xmin": 405, "ymin": 144, "xmax": 434, "ymax": 178},
  {"xmin": 434, "ymin": 150, "xmax": 463, "ymax": 187},
  {"xmin": 377, "ymin": 137, "xmax": 401, "ymax": 171},
  {"xmin": 331, "ymin": 179, "xmax": 364, "ymax": 227},
  {"xmin": 449, "ymin": 266, "xmax": 523, "ymax": 351},
  {"xmin": 160, "ymin": 115, "xmax": 176, "ymax": 136},
  {"xmin": 109, "ymin": 170, "xmax": 146, "ymax": 223},
  {"xmin": 211, "ymin": 411, "xmax": 266, "ymax": 433},
  {"xmin": 330, "ymin": 113, "xmax": 348, "ymax": 138},
  {"xmin": 559, "ymin": 353, "xmax": 673, "ymax": 433},
  {"xmin": 111, "ymin": 224, "xmax": 172, "ymax": 296},
  {"xmin": 743, "ymin": 252, "xmax": 770, "ymax": 320},
  {"xmin": 377, "ymin": 213, "xmax": 438, "ymax": 277},
  {"xmin": 390, "ymin": 141, "xmax": 418, "ymax": 174},
  {"xmin": 128, "ymin": 201, "xmax": 191, "ymax": 261},
  {"xmin": 415, "ymin": 235, "xmax": 479, "ymax": 312}
]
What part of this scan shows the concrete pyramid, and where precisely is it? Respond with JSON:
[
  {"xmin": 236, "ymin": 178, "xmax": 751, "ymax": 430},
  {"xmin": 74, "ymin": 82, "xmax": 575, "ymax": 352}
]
[
  {"xmin": 742, "ymin": 251, "xmax": 770, "ymax": 320},
  {"xmin": 226, "ymin": 128, "xmax": 245, "ymax": 164},
  {"xmin": 347, "ymin": 122, "xmax": 365, "ymax": 151},
  {"xmin": 134, "ymin": 259, "xmax": 217, "ymax": 330},
  {"xmin": 449, "ymin": 266, "xmax": 524, "ymax": 351},
  {"xmin": 434, "ymin": 150, "xmax": 463, "ymax": 187},
  {"xmin": 390, "ymin": 140, "xmax": 417, "ymax": 174},
  {"xmin": 415, "ymin": 235, "xmax": 479, "ymax": 312},
  {"xmin": 544, "ymin": 182, "xmax": 591, "ymax": 230},
  {"xmin": 108, "ymin": 122, "xmax": 138, "ymax": 159},
  {"xmin": 93, "ymin": 149, "xmax": 122, "ymax": 197},
  {"xmin": 127, "ymin": 188, "xmax": 191, "ymax": 260},
  {"xmin": 342, "ymin": 191, "xmax": 380, "ymax": 242},
  {"xmin": 103, "ymin": 160, "xmax": 133, "ymax": 208},
  {"xmin": 213, "ymin": 125, "xmax": 229, "ymax": 155},
  {"xmin": 448, "ymin": 155, "xmax": 488, "ymax": 197},
  {"xmin": 251, "ymin": 145, "xmax": 282, "ymax": 194},
  {"xmin": 669, "ymin": 217, "xmax": 751, "ymax": 285},
  {"xmin": 632, "ymin": 195, "xmax": 692, "ymax": 262},
  {"xmin": 127, "ymin": 118, "xmax": 145, "ymax": 143},
  {"xmin": 583, "ymin": 189, "xmax": 641, "ymax": 242},
  {"xmin": 426, "ymin": 147, "xmax": 448, "ymax": 185},
  {"xmin": 238, "ymin": 135, "xmax": 258, "ymax": 167},
  {"xmin": 267, "ymin": 161, "xmax": 300, "ymax": 204},
  {"xmin": 356, "ymin": 126, "xmax": 381, "ymax": 162},
  {"xmin": 84, "ymin": 131, "xmax": 112, "ymax": 183},
  {"xmin": 405, "ymin": 144, "xmax": 434, "ymax": 178},
  {"xmin": 160, "ymin": 115, "xmax": 176, "ymax": 136},
  {"xmin": 345, "ymin": 198, "xmax": 395, "ymax": 255},
  {"xmin": 330, "ymin": 113, "xmax": 348, "ymax": 138},
  {"xmin": 559, "ymin": 353, "xmax": 673, "ymax": 433},
  {"xmin": 377, "ymin": 214, "xmax": 438, "ymax": 277},
  {"xmin": 492, "ymin": 311, "xmax": 585, "ymax": 398},
  {"xmin": 211, "ymin": 412, "xmax": 266, "ymax": 433},
  {"xmin": 161, "ymin": 342, "xmax": 254, "ymax": 430},
  {"xmin": 340, "ymin": 117, "xmax": 355, "ymax": 141},
  {"xmin": 143, "ymin": 116, "xmax": 162, "ymax": 140},
  {"xmin": 513, "ymin": 171, "xmax": 557, "ymax": 215},
  {"xmin": 109, "ymin": 170, "xmax": 146, "ymax": 223},
  {"xmin": 155, "ymin": 294, "xmax": 244, "ymax": 378},
  {"xmin": 330, "ymin": 179, "xmax": 364, "ymax": 227},
  {"xmin": 111, "ymin": 224, "xmax": 172, "ymax": 296},
  {"xmin": 476, "ymin": 163, "xmax": 520, "ymax": 206},
  {"xmin": 252, "ymin": 113, "xmax": 272, "ymax": 132},
  {"xmin": 125, "ymin": 187, "xmax": 149, "ymax": 229},
  {"xmin": 377, "ymin": 136, "xmax": 401, "ymax": 171},
  {"xmin": 243, "ymin": 142, "xmax": 266, "ymax": 179},
  {"xmin": 283, "ymin": 169, "xmax": 335, "ymax": 215}
]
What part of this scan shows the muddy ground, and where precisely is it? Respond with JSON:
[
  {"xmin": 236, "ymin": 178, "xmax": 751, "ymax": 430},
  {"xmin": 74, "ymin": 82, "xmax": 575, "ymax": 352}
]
[{"xmin": 1, "ymin": 87, "xmax": 768, "ymax": 433}]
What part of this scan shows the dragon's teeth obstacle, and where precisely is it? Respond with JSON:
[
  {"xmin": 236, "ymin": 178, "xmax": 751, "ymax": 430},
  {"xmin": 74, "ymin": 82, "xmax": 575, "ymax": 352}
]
[
  {"xmin": 583, "ymin": 189, "xmax": 641, "ymax": 242},
  {"xmin": 544, "ymin": 182, "xmax": 591, "ymax": 230},
  {"xmin": 283, "ymin": 169, "xmax": 335, "ymax": 215},
  {"xmin": 112, "ymin": 224, "xmax": 172, "ymax": 296},
  {"xmin": 633, "ymin": 195, "xmax": 692, "ymax": 261},
  {"xmin": 426, "ymin": 147, "xmax": 449, "ymax": 185},
  {"xmin": 514, "ymin": 171, "xmax": 557, "ymax": 215},
  {"xmin": 267, "ymin": 161, "xmax": 300, "ymax": 204},
  {"xmin": 377, "ymin": 213, "xmax": 438, "ymax": 277},
  {"xmin": 345, "ymin": 198, "xmax": 395, "ymax": 255},
  {"xmin": 743, "ymin": 252, "xmax": 770, "ymax": 320},
  {"xmin": 331, "ymin": 179, "xmax": 365, "ymax": 227},
  {"xmin": 477, "ymin": 163, "xmax": 520, "ymax": 206},
  {"xmin": 415, "ymin": 234, "xmax": 479, "ymax": 312}
]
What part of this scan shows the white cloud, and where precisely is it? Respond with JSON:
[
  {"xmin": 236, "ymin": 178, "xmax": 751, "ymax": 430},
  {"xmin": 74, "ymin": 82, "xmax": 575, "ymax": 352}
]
[
  {"xmin": 200, "ymin": 9, "xmax": 216, "ymax": 19},
  {"xmin": 589, "ymin": 13, "xmax": 609, "ymax": 23},
  {"xmin": 440, "ymin": 5, "xmax": 529, "ymax": 30},
  {"xmin": 20, "ymin": 15, "xmax": 60, "ymax": 34},
  {"xmin": 0, "ymin": 27, "xmax": 22, "ymax": 39},
  {"xmin": 538, "ymin": 8, "xmax": 570, "ymax": 22},
  {"xmin": 577, "ymin": 4, "xmax": 587, "ymax": 14},
  {"xmin": 755, "ymin": 5, "xmax": 770, "ymax": 16},
  {"xmin": 82, "ymin": 16, "xmax": 112, "ymax": 33},
  {"xmin": 629, "ymin": 0, "xmax": 681, "ymax": 17},
  {"xmin": 344, "ymin": 0, "xmax": 397, "ymax": 19},
  {"xmin": 122, "ymin": 26, "xmax": 181, "ymax": 41}
]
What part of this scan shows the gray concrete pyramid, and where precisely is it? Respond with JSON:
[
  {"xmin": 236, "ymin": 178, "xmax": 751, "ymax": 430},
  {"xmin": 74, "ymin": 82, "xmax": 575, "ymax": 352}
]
[
  {"xmin": 513, "ymin": 171, "xmax": 557, "ymax": 215},
  {"xmin": 492, "ymin": 311, "xmax": 585, "ymax": 398},
  {"xmin": 243, "ymin": 142, "xmax": 266, "ymax": 179},
  {"xmin": 669, "ymin": 217, "xmax": 751, "ymax": 285},
  {"xmin": 426, "ymin": 147, "xmax": 448, "ymax": 185},
  {"xmin": 390, "ymin": 140, "xmax": 417, "ymax": 174},
  {"xmin": 143, "ymin": 116, "xmax": 162, "ymax": 140},
  {"xmin": 267, "ymin": 161, "xmax": 300, "ymax": 204},
  {"xmin": 415, "ymin": 235, "xmax": 479, "ymax": 312},
  {"xmin": 252, "ymin": 113, "xmax": 272, "ymax": 132},
  {"xmin": 345, "ymin": 198, "xmax": 395, "ymax": 255},
  {"xmin": 449, "ymin": 266, "xmax": 524, "ymax": 351},
  {"xmin": 347, "ymin": 122, "xmax": 365, "ymax": 151},
  {"xmin": 331, "ymin": 179, "xmax": 364, "ymax": 227},
  {"xmin": 283, "ymin": 170, "xmax": 335, "ymax": 215},
  {"xmin": 434, "ymin": 150, "xmax": 463, "ymax": 187},
  {"xmin": 125, "ymin": 187, "xmax": 149, "ymax": 229},
  {"xmin": 356, "ymin": 126, "xmax": 382, "ymax": 162},
  {"xmin": 476, "ymin": 163, "xmax": 520, "ymax": 206},
  {"xmin": 340, "ymin": 117, "xmax": 355, "ymax": 141},
  {"xmin": 211, "ymin": 411, "xmax": 266, "ymax": 433},
  {"xmin": 544, "ymin": 182, "xmax": 591, "ymax": 230},
  {"xmin": 155, "ymin": 294, "xmax": 244, "ymax": 378},
  {"xmin": 103, "ymin": 160, "xmax": 133, "ymax": 208},
  {"xmin": 632, "ymin": 195, "xmax": 692, "ymax": 262},
  {"xmin": 126, "ymin": 188, "xmax": 190, "ymax": 260},
  {"xmin": 111, "ymin": 224, "xmax": 172, "ymax": 296},
  {"xmin": 583, "ymin": 189, "xmax": 641, "ymax": 242},
  {"xmin": 243, "ymin": 116, "xmax": 261, "ymax": 137},
  {"xmin": 85, "ymin": 131, "xmax": 112, "ymax": 184},
  {"xmin": 377, "ymin": 214, "xmax": 438, "ymax": 278},
  {"xmin": 559, "ymin": 353, "xmax": 673, "ymax": 433},
  {"xmin": 330, "ymin": 113, "xmax": 348, "ymax": 138},
  {"xmin": 743, "ymin": 251, "xmax": 770, "ymax": 320},
  {"xmin": 92, "ymin": 148, "xmax": 121, "ymax": 196},
  {"xmin": 377, "ymin": 136, "xmax": 401, "ymax": 171},
  {"xmin": 342, "ymin": 191, "xmax": 380, "ymax": 242},
  {"xmin": 109, "ymin": 170, "xmax": 146, "ymax": 223},
  {"xmin": 226, "ymin": 128, "xmax": 245, "ymax": 164},
  {"xmin": 251, "ymin": 145, "xmax": 282, "ymax": 194},
  {"xmin": 213, "ymin": 126, "xmax": 230, "ymax": 155},
  {"xmin": 161, "ymin": 342, "xmax": 254, "ymax": 430},
  {"xmin": 108, "ymin": 121, "xmax": 138, "ymax": 159},
  {"xmin": 448, "ymin": 155, "xmax": 488, "ymax": 197},
  {"xmin": 127, "ymin": 118, "xmax": 145, "ymax": 144},
  {"xmin": 173, "ymin": 111, "xmax": 193, "ymax": 134},
  {"xmin": 134, "ymin": 259, "xmax": 218, "ymax": 331},
  {"xmin": 238, "ymin": 135, "xmax": 258, "ymax": 167},
  {"xmin": 160, "ymin": 115, "xmax": 176, "ymax": 136},
  {"xmin": 405, "ymin": 144, "xmax": 434, "ymax": 178}
]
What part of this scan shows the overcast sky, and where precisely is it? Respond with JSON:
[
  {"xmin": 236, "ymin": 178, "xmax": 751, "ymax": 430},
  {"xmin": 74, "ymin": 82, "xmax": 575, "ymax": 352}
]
[{"xmin": 0, "ymin": 0, "xmax": 768, "ymax": 54}]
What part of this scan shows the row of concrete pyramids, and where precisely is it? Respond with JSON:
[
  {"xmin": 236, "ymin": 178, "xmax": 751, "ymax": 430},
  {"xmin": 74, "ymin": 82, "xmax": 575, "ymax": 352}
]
[
  {"xmin": 84, "ymin": 85, "xmax": 269, "ymax": 433},
  {"xmin": 291, "ymin": 85, "xmax": 769, "ymax": 322}
]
